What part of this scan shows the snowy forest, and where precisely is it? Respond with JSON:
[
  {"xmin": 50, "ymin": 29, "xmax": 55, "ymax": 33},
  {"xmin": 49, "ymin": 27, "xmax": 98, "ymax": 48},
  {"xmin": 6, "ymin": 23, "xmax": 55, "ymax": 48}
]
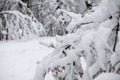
[{"xmin": 0, "ymin": 0, "xmax": 120, "ymax": 80}]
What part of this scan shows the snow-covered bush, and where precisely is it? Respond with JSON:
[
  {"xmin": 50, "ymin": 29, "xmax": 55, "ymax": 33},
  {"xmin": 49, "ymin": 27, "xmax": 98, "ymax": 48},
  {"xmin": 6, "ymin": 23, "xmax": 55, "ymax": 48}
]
[
  {"xmin": 34, "ymin": 0, "xmax": 120, "ymax": 80},
  {"xmin": 0, "ymin": 0, "xmax": 30, "ymax": 15},
  {"xmin": 28, "ymin": 0, "xmax": 91, "ymax": 36},
  {"xmin": 0, "ymin": 11, "xmax": 45, "ymax": 40},
  {"xmin": 0, "ymin": 0, "xmax": 46, "ymax": 40}
]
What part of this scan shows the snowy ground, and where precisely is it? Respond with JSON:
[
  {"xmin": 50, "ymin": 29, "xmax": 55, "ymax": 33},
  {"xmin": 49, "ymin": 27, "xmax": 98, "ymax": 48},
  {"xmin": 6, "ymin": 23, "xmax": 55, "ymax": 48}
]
[{"xmin": 0, "ymin": 37, "xmax": 56, "ymax": 80}]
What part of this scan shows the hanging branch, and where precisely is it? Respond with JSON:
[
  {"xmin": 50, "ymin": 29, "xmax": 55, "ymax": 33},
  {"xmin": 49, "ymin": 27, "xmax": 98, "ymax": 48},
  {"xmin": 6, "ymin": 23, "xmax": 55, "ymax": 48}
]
[{"xmin": 113, "ymin": 22, "xmax": 119, "ymax": 52}]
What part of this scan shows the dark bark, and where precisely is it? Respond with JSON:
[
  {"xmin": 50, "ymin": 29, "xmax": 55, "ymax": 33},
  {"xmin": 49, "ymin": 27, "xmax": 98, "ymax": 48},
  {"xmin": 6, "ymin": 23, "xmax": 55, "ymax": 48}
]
[
  {"xmin": 113, "ymin": 23, "xmax": 119, "ymax": 52},
  {"xmin": 85, "ymin": 1, "xmax": 92, "ymax": 10}
]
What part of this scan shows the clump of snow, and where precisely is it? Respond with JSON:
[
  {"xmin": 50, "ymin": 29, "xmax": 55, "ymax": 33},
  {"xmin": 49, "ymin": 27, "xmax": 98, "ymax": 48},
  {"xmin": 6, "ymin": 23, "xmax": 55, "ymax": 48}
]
[
  {"xmin": 94, "ymin": 73, "xmax": 120, "ymax": 80},
  {"xmin": 44, "ymin": 71, "xmax": 55, "ymax": 80}
]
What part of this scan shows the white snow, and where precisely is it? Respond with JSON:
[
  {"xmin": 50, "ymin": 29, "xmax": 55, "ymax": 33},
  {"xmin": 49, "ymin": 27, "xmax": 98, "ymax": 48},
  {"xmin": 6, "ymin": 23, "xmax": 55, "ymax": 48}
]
[
  {"xmin": 44, "ymin": 71, "xmax": 55, "ymax": 80},
  {"xmin": 0, "ymin": 0, "xmax": 120, "ymax": 80},
  {"xmin": 94, "ymin": 73, "xmax": 120, "ymax": 80},
  {"xmin": 0, "ymin": 37, "xmax": 55, "ymax": 80}
]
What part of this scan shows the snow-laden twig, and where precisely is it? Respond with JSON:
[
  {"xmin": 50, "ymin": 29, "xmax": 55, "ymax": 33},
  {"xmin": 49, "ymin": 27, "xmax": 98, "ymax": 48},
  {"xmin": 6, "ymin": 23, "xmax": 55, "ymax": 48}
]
[{"xmin": 39, "ymin": 41, "xmax": 55, "ymax": 48}]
